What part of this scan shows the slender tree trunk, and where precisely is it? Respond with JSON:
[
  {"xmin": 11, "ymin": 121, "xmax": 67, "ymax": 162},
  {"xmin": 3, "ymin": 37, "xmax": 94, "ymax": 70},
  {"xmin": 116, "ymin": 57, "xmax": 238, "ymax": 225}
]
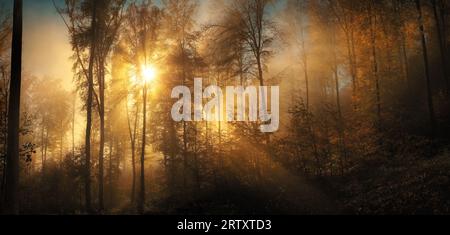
[
  {"xmin": 218, "ymin": 113, "xmax": 223, "ymax": 177},
  {"xmin": 98, "ymin": 109, "xmax": 105, "ymax": 212},
  {"xmin": 108, "ymin": 135, "xmax": 113, "ymax": 207},
  {"xmin": 345, "ymin": 29, "xmax": 358, "ymax": 100},
  {"xmin": 43, "ymin": 130, "xmax": 48, "ymax": 173},
  {"xmin": 60, "ymin": 121, "xmax": 64, "ymax": 165},
  {"xmin": 4, "ymin": 0, "xmax": 22, "ymax": 215},
  {"xmin": 193, "ymin": 122, "xmax": 200, "ymax": 191},
  {"xmin": 439, "ymin": 0, "xmax": 448, "ymax": 58},
  {"xmin": 126, "ymin": 99, "xmax": 138, "ymax": 205},
  {"xmin": 72, "ymin": 93, "xmax": 76, "ymax": 158},
  {"xmin": 350, "ymin": 30, "xmax": 357, "ymax": 85},
  {"xmin": 416, "ymin": 0, "xmax": 437, "ymax": 138},
  {"xmin": 131, "ymin": 116, "xmax": 137, "ymax": 206},
  {"xmin": 302, "ymin": 40, "xmax": 310, "ymax": 110},
  {"xmin": 369, "ymin": 2, "xmax": 382, "ymax": 128},
  {"xmin": 332, "ymin": 30, "xmax": 346, "ymax": 176},
  {"xmin": 401, "ymin": 34, "xmax": 410, "ymax": 85},
  {"xmin": 256, "ymin": 54, "xmax": 267, "ymax": 179},
  {"xmin": 138, "ymin": 83, "xmax": 147, "ymax": 214},
  {"xmin": 433, "ymin": 0, "xmax": 449, "ymax": 93},
  {"xmin": 98, "ymin": 61, "xmax": 105, "ymax": 212},
  {"xmin": 40, "ymin": 124, "xmax": 45, "ymax": 172},
  {"xmin": 238, "ymin": 54, "xmax": 244, "ymax": 86},
  {"xmin": 296, "ymin": 0, "xmax": 320, "ymax": 175},
  {"xmin": 84, "ymin": 0, "xmax": 97, "ymax": 214},
  {"xmin": 395, "ymin": 0, "xmax": 410, "ymax": 86},
  {"xmin": 1, "ymin": 71, "xmax": 8, "ymax": 203},
  {"xmin": 439, "ymin": 0, "xmax": 449, "ymax": 94},
  {"xmin": 180, "ymin": 43, "xmax": 188, "ymax": 192},
  {"xmin": 257, "ymin": 54, "xmax": 264, "ymax": 87}
]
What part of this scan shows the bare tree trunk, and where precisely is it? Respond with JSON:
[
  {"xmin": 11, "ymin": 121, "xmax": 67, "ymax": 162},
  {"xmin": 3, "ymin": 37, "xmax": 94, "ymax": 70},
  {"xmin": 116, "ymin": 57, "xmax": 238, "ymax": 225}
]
[
  {"xmin": 60, "ymin": 121, "xmax": 64, "ymax": 166},
  {"xmin": 332, "ymin": 29, "xmax": 346, "ymax": 176},
  {"xmin": 329, "ymin": 0, "xmax": 358, "ymax": 102},
  {"xmin": 138, "ymin": 83, "xmax": 147, "ymax": 214},
  {"xmin": 218, "ymin": 113, "xmax": 223, "ymax": 178},
  {"xmin": 43, "ymin": 130, "xmax": 48, "ymax": 173},
  {"xmin": 193, "ymin": 122, "xmax": 200, "ymax": 191},
  {"xmin": 394, "ymin": 0, "xmax": 410, "ymax": 87},
  {"xmin": 108, "ymin": 135, "xmax": 113, "ymax": 207},
  {"xmin": 439, "ymin": 0, "xmax": 448, "ymax": 60},
  {"xmin": 416, "ymin": 0, "xmax": 437, "ymax": 138},
  {"xmin": 40, "ymin": 124, "xmax": 45, "ymax": 173},
  {"xmin": 296, "ymin": 0, "xmax": 310, "ymax": 110},
  {"xmin": 350, "ymin": 31, "xmax": 357, "ymax": 89},
  {"xmin": 401, "ymin": 34, "xmax": 410, "ymax": 85},
  {"xmin": 433, "ymin": 0, "xmax": 449, "ymax": 93},
  {"xmin": 1, "ymin": 69, "xmax": 8, "ymax": 203},
  {"xmin": 295, "ymin": 0, "xmax": 321, "ymax": 176},
  {"xmin": 72, "ymin": 92, "xmax": 76, "ymax": 158},
  {"xmin": 180, "ymin": 43, "xmax": 188, "ymax": 192},
  {"xmin": 345, "ymin": 32, "xmax": 357, "ymax": 96},
  {"xmin": 98, "ymin": 61, "xmax": 105, "ymax": 212},
  {"xmin": 126, "ymin": 99, "xmax": 138, "ymax": 205},
  {"xmin": 4, "ymin": 0, "xmax": 22, "ymax": 215},
  {"xmin": 131, "ymin": 115, "xmax": 137, "ymax": 206},
  {"xmin": 84, "ymin": 0, "xmax": 97, "ymax": 214},
  {"xmin": 369, "ymin": 2, "xmax": 382, "ymax": 129}
]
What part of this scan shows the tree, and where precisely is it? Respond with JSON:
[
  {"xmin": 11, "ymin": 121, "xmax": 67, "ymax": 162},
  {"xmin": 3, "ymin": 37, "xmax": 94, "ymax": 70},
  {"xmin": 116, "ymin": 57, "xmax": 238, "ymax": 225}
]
[
  {"xmin": 293, "ymin": 0, "xmax": 311, "ymax": 110},
  {"xmin": 164, "ymin": 0, "xmax": 198, "ymax": 194},
  {"xmin": 416, "ymin": 0, "xmax": 437, "ymax": 138},
  {"xmin": 5, "ymin": 0, "xmax": 22, "ymax": 214},
  {"xmin": 118, "ymin": 0, "xmax": 163, "ymax": 213},
  {"xmin": 126, "ymin": 97, "xmax": 139, "ymax": 205},
  {"xmin": 0, "ymin": 3, "xmax": 11, "ymax": 206},
  {"xmin": 328, "ymin": 0, "xmax": 360, "ymax": 100},
  {"xmin": 31, "ymin": 77, "xmax": 71, "ymax": 172},
  {"xmin": 432, "ymin": 0, "xmax": 449, "ymax": 93},
  {"xmin": 84, "ymin": 0, "xmax": 97, "ymax": 214},
  {"xmin": 368, "ymin": 0, "xmax": 382, "ymax": 128},
  {"xmin": 94, "ymin": 0, "xmax": 125, "ymax": 212},
  {"xmin": 56, "ymin": 0, "xmax": 99, "ymax": 213},
  {"xmin": 229, "ymin": 0, "xmax": 275, "ymax": 87}
]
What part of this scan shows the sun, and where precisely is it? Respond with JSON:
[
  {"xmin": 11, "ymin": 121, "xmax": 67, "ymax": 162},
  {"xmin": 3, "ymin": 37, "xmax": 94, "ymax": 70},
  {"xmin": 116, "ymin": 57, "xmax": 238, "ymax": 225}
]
[{"xmin": 141, "ymin": 64, "xmax": 157, "ymax": 83}]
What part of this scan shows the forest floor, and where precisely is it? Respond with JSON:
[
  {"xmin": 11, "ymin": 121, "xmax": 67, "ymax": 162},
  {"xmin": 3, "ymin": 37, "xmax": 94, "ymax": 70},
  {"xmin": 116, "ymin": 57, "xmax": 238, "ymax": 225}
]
[
  {"xmin": 318, "ymin": 143, "xmax": 450, "ymax": 214},
  {"xmin": 119, "ymin": 143, "xmax": 450, "ymax": 215},
  {"xmin": 169, "ymin": 144, "xmax": 450, "ymax": 215},
  {"xmin": 144, "ymin": 161, "xmax": 343, "ymax": 215}
]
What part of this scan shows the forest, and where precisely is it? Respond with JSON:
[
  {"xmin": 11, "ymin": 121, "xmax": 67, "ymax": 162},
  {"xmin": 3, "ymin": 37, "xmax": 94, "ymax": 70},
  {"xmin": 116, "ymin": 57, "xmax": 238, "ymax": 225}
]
[{"xmin": 0, "ymin": 0, "xmax": 450, "ymax": 215}]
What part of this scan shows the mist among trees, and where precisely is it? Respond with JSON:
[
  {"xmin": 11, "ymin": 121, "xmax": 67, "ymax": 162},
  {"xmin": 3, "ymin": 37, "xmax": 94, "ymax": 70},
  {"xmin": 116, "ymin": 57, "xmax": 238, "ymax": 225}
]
[{"xmin": 1, "ymin": 0, "xmax": 450, "ymax": 215}]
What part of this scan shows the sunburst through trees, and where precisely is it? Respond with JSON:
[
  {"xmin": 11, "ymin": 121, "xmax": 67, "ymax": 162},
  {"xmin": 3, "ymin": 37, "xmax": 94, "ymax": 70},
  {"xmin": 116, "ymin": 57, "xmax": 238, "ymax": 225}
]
[{"xmin": 0, "ymin": 0, "xmax": 450, "ymax": 215}]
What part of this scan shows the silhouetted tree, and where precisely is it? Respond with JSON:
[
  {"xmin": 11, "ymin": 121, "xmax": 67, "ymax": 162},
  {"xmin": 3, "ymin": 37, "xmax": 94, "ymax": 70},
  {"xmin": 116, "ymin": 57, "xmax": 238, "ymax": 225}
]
[{"xmin": 5, "ymin": 0, "xmax": 22, "ymax": 215}]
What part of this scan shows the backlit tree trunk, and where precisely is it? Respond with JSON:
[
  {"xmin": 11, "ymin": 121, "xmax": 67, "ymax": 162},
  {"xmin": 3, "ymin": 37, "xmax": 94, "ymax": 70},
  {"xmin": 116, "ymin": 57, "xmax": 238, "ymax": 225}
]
[
  {"xmin": 84, "ymin": 0, "xmax": 97, "ymax": 213},
  {"xmin": 138, "ymin": 82, "xmax": 148, "ymax": 214},
  {"xmin": 5, "ymin": 0, "xmax": 22, "ymax": 215}
]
